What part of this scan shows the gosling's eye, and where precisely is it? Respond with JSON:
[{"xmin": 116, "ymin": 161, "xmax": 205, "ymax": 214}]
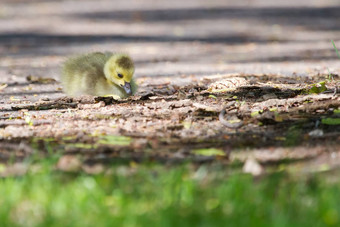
[{"xmin": 117, "ymin": 73, "xmax": 123, "ymax": 78}]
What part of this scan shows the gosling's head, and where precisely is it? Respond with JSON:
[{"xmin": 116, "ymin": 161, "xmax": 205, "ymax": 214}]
[{"xmin": 104, "ymin": 54, "xmax": 135, "ymax": 95}]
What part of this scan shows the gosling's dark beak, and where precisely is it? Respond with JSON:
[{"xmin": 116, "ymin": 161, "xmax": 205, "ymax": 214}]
[{"xmin": 122, "ymin": 82, "xmax": 132, "ymax": 95}]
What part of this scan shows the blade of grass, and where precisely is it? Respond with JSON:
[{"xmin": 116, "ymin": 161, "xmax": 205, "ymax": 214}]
[
  {"xmin": 327, "ymin": 68, "xmax": 333, "ymax": 81},
  {"xmin": 332, "ymin": 40, "xmax": 340, "ymax": 59}
]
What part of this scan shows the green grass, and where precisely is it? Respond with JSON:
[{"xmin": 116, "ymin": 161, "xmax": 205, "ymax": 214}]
[
  {"xmin": 1, "ymin": 161, "xmax": 340, "ymax": 227},
  {"xmin": 332, "ymin": 40, "xmax": 340, "ymax": 59}
]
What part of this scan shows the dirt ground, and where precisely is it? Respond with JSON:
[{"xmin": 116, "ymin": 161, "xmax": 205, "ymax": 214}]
[{"xmin": 0, "ymin": 0, "xmax": 339, "ymax": 174}]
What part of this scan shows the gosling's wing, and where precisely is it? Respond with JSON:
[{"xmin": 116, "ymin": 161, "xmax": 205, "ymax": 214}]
[
  {"xmin": 61, "ymin": 52, "xmax": 111, "ymax": 95},
  {"xmin": 62, "ymin": 52, "xmax": 109, "ymax": 76}
]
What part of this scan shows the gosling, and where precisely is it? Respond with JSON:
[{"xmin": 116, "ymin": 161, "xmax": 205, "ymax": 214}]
[{"xmin": 61, "ymin": 52, "xmax": 137, "ymax": 98}]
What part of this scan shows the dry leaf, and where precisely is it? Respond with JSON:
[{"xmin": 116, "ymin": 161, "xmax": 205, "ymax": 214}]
[{"xmin": 208, "ymin": 77, "xmax": 248, "ymax": 92}]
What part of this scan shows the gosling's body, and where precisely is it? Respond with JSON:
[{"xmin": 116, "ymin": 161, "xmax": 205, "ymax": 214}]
[{"xmin": 61, "ymin": 52, "xmax": 137, "ymax": 98}]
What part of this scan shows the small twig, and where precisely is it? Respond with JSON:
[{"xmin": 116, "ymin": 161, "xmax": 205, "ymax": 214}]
[
  {"xmin": 334, "ymin": 86, "xmax": 338, "ymax": 96},
  {"xmin": 11, "ymin": 102, "xmax": 78, "ymax": 111}
]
